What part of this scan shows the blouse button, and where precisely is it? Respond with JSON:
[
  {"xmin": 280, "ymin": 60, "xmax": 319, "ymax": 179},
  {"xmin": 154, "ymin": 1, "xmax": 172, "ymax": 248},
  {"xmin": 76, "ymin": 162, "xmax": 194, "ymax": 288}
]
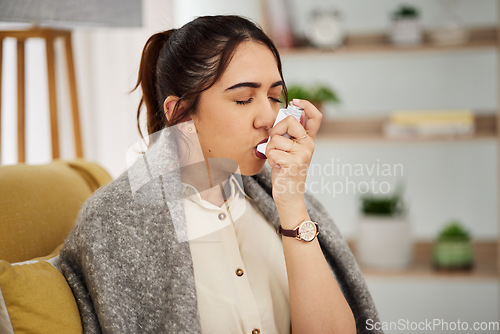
[
  {"xmin": 218, "ymin": 212, "xmax": 226, "ymax": 220},
  {"xmin": 235, "ymin": 268, "xmax": 244, "ymax": 277},
  {"xmin": 252, "ymin": 329, "xmax": 260, "ymax": 334}
]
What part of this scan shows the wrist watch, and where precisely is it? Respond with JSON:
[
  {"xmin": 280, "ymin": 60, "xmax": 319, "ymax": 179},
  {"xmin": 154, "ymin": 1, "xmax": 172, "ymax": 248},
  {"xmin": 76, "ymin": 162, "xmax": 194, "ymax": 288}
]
[{"xmin": 277, "ymin": 220, "xmax": 319, "ymax": 242}]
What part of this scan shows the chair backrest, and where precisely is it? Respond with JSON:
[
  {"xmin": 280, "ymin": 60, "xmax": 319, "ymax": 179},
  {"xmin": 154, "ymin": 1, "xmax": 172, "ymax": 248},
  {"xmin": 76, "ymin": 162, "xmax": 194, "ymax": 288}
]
[
  {"xmin": 0, "ymin": 28, "xmax": 83, "ymax": 164},
  {"xmin": 0, "ymin": 159, "xmax": 112, "ymax": 262}
]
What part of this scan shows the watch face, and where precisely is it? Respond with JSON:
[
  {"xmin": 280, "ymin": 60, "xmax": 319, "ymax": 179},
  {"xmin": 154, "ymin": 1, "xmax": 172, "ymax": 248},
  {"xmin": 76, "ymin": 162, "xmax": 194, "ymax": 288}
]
[{"xmin": 299, "ymin": 221, "xmax": 317, "ymax": 242}]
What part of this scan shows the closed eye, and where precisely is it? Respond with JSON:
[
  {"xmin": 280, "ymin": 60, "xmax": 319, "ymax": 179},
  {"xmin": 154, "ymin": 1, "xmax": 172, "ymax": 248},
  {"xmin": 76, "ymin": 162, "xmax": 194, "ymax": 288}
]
[
  {"xmin": 269, "ymin": 97, "xmax": 282, "ymax": 104},
  {"xmin": 236, "ymin": 98, "xmax": 253, "ymax": 105}
]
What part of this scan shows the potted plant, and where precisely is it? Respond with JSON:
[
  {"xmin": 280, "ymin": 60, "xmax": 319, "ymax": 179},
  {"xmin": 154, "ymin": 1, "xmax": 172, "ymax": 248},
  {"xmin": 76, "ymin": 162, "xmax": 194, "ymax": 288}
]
[
  {"xmin": 355, "ymin": 186, "xmax": 412, "ymax": 269},
  {"xmin": 433, "ymin": 220, "xmax": 474, "ymax": 270},
  {"xmin": 389, "ymin": 4, "xmax": 422, "ymax": 46},
  {"xmin": 286, "ymin": 84, "xmax": 340, "ymax": 111}
]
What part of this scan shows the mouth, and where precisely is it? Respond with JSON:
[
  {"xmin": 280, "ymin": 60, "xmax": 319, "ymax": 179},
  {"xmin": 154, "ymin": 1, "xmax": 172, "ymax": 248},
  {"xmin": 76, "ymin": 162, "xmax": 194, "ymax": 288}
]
[
  {"xmin": 256, "ymin": 137, "xmax": 269, "ymax": 146},
  {"xmin": 254, "ymin": 137, "xmax": 269, "ymax": 160}
]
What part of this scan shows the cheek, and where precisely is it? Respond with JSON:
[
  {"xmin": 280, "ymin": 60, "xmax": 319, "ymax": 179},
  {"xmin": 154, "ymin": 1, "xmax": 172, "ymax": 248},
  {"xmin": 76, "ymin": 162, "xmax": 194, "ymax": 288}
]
[
  {"xmin": 194, "ymin": 106, "xmax": 255, "ymax": 157},
  {"xmin": 196, "ymin": 117, "xmax": 237, "ymax": 154},
  {"xmin": 215, "ymin": 127, "xmax": 247, "ymax": 154},
  {"xmin": 214, "ymin": 114, "xmax": 251, "ymax": 141}
]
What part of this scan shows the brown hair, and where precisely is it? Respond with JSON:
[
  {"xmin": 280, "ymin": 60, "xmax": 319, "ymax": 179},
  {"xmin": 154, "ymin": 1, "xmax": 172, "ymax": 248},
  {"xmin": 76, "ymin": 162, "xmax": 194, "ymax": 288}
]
[{"xmin": 133, "ymin": 15, "xmax": 287, "ymax": 139}]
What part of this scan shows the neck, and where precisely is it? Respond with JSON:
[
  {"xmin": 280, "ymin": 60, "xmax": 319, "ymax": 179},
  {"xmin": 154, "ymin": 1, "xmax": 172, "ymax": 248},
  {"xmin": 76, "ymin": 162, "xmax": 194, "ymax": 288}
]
[
  {"xmin": 198, "ymin": 182, "xmax": 228, "ymax": 207},
  {"xmin": 180, "ymin": 160, "xmax": 232, "ymax": 207}
]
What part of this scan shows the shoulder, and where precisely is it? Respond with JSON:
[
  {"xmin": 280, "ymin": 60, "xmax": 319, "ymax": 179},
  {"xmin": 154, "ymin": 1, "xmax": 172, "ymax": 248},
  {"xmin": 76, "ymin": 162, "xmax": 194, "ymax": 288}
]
[
  {"xmin": 65, "ymin": 169, "xmax": 170, "ymax": 243},
  {"xmin": 79, "ymin": 166, "xmax": 173, "ymax": 220},
  {"xmin": 61, "ymin": 172, "xmax": 133, "ymax": 245},
  {"xmin": 73, "ymin": 170, "xmax": 141, "ymax": 230},
  {"xmin": 85, "ymin": 171, "xmax": 132, "ymax": 211}
]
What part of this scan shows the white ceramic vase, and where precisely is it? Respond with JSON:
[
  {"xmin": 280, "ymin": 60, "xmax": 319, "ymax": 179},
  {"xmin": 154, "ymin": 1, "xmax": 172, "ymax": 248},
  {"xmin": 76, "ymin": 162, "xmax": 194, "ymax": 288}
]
[
  {"xmin": 390, "ymin": 18, "xmax": 422, "ymax": 46},
  {"xmin": 356, "ymin": 214, "xmax": 412, "ymax": 269}
]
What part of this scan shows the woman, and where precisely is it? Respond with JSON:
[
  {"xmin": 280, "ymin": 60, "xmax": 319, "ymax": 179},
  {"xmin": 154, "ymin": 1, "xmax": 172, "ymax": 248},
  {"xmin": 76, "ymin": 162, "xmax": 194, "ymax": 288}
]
[{"xmin": 60, "ymin": 15, "xmax": 381, "ymax": 334}]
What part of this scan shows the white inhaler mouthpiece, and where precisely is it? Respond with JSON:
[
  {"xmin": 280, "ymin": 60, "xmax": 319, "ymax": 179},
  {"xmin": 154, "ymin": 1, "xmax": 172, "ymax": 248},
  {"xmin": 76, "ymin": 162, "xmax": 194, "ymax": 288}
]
[{"xmin": 256, "ymin": 102, "xmax": 304, "ymax": 155}]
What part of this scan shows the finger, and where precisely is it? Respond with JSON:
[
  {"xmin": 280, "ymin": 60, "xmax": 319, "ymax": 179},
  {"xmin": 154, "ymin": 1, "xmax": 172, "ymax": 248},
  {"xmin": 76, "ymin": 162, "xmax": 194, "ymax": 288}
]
[
  {"xmin": 269, "ymin": 115, "xmax": 308, "ymax": 139},
  {"xmin": 266, "ymin": 135, "xmax": 313, "ymax": 171},
  {"xmin": 266, "ymin": 149, "xmax": 290, "ymax": 169},
  {"xmin": 290, "ymin": 99, "xmax": 322, "ymax": 139},
  {"xmin": 266, "ymin": 135, "xmax": 295, "ymax": 169},
  {"xmin": 266, "ymin": 135, "xmax": 295, "ymax": 154}
]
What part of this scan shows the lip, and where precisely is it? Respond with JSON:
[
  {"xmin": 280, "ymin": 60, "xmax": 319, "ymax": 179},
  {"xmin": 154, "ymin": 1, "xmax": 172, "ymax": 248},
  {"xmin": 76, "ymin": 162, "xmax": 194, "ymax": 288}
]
[
  {"xmin": 254, "ymin": 147, "xmax": 267, "ymax": 160},
  {"xmin": 254, "ymin": 137, "xmax": 268, "ymax": 160},
  {"xmin": 256, "ymin": 137, "xmax": 268, "ymax": 146}
]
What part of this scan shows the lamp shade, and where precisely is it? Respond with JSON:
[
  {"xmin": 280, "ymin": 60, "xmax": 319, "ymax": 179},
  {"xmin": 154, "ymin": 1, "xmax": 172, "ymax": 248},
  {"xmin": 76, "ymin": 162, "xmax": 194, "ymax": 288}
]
[{"xmin": 0, "ymin": 0, "xmax": 142, "ymax": 27}]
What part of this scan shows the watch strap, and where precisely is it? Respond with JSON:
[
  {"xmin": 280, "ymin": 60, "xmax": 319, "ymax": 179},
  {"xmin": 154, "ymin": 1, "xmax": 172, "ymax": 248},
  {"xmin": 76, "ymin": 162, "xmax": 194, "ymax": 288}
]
[
  {"xmin": 277, "ymin": 221, "xmax": 319, "ymax": 241},
  {"xmin": 277, "ymin": 225, "xmax": 299, "ymax": 238}
]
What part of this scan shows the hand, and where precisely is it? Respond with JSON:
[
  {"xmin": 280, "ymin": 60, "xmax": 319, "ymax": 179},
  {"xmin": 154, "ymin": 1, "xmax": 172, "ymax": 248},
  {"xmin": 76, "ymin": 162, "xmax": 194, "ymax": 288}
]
[{"xmin": 265, "ymin": 99, "xmax": 322, "ymax": 209}]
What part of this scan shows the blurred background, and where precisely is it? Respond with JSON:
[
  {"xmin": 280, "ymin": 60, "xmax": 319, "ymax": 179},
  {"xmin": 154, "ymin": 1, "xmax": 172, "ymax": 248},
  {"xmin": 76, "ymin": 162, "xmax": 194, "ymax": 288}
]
[{"xmin": 0, "ymin": 0, "xmax": 498, "ymax": 332}]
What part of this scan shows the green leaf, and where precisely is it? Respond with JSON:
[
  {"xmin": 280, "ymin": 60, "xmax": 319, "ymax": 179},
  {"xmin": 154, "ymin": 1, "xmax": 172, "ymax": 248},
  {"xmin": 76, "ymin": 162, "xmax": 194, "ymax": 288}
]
[
  {"xmin": 437, "ymin": 221, "xmax": 471, "ymax": 241},
  {"xmin": 392, "ymin": 5, "xmax": 420, "ymax": 19},
  {"xmin": 287, "ymin": 84, "xmax": 340, "ymax": 104},
  {"xmin": 360, "ymin": 183, "xmax": 405, "ymax": 216}
]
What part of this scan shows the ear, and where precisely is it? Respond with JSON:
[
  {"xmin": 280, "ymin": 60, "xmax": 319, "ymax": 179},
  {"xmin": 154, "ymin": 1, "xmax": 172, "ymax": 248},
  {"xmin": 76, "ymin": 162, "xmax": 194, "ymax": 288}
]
[{"xmin": 163, "ymin": 96, "xmax": 181, "ymax": 122}]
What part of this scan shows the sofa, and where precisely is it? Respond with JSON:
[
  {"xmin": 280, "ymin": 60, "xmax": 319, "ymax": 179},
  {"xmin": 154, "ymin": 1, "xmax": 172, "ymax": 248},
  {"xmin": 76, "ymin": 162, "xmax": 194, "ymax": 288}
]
[{"xmin": 0, "ymin": 160, "xmax": 112, "ymax": 333}]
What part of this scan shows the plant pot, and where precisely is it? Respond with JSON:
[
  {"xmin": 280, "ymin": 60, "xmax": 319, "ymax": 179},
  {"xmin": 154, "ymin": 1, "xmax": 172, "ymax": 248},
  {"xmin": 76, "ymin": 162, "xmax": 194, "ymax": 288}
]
[
  {"xmin": 356, "ymin": 214, "xmax": 412, "ymax": 269},
  {"xmin": 390, "ymin": 18, "xmax": 422, "ymax": 46},
  {"xmin": 433, "ymin": 240, "xmax": 474, "ymax": 270}
]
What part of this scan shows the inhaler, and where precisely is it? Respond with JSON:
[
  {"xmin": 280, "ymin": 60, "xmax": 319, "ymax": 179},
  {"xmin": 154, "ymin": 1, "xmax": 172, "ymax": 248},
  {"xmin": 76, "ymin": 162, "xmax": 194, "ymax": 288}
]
[{"xmin": 256, "ymin": 102, "xmax": 304, "ymax": 155}]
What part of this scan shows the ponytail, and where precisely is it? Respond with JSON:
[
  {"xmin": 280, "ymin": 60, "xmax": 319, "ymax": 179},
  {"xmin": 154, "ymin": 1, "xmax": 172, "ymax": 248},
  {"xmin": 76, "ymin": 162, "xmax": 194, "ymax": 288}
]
[{"xmin": 132, "ymin": 29, "xmax": 175, "ymax": 140}]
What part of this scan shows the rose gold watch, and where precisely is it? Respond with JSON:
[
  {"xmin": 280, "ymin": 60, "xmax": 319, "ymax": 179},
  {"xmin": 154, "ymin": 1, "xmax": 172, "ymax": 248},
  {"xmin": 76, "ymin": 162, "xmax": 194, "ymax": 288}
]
[{"xmin": 277, "ymin": 220, "xmax": 319, "ymax": 242}]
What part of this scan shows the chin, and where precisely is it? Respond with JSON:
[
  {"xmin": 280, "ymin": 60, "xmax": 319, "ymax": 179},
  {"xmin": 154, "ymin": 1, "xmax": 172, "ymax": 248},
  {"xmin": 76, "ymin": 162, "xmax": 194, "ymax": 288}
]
[{"xmin": 238, "ymin": 159, "xmax": 266, "ymax": 176}]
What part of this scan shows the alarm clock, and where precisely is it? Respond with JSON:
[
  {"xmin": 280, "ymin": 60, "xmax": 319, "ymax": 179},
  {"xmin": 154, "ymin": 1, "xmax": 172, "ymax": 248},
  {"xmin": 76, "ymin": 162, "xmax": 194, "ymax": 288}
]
[{"xmin": 306, "ymin": 8, "xmax": 345, "ymax": 49}]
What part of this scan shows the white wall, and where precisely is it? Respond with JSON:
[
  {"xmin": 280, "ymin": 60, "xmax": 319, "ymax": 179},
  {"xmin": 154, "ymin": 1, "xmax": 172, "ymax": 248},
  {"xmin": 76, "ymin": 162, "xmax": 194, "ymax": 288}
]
[{"xmin": 173, "ymin": 0, "xmax": 260, "ymax": 26}]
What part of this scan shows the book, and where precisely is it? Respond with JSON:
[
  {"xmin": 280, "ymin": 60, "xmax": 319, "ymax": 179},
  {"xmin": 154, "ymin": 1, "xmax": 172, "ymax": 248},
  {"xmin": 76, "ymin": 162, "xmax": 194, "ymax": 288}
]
[{"xmin": 384, "ymin": 110, "xmax": 474, "ymax": 138}]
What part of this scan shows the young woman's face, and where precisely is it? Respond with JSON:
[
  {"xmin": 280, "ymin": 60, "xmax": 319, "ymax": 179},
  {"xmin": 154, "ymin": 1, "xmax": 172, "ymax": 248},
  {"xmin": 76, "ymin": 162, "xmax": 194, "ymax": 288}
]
[{"xmin": 191, "ymin": 41, "xmax": 283, "ymax": 176}]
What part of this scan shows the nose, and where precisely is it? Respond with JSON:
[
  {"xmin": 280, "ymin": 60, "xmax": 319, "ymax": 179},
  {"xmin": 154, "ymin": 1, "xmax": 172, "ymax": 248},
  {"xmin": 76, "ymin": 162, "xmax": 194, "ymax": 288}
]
[{"xmin": 253, "ymin": 98, "xmax": 277, "ymax": 130}]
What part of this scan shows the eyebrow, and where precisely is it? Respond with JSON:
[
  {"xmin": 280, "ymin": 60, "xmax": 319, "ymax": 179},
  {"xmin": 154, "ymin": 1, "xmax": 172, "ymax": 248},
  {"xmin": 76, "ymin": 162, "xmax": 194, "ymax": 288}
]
[{"xmin": 225, "ymin": 80, "xmax": 284, "ymax": 91}]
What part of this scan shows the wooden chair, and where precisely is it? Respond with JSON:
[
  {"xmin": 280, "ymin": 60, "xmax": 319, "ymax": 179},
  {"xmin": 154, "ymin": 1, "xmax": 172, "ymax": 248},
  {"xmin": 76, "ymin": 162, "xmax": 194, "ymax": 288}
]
[{"xmin": 0, "ymin": 27, "xmax": 83, "ymax": 163}]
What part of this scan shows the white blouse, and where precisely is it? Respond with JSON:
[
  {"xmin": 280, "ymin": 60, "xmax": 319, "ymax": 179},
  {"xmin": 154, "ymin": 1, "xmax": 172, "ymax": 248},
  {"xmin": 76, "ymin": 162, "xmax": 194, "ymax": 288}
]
[{"xmin": 182, "ymin": 175, "xmax": 290, "ymax": 334}]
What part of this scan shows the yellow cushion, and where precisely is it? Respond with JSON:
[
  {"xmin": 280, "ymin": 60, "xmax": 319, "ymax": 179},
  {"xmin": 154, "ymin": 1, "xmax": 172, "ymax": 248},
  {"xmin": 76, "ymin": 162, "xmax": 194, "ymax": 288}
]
[
  {"xmin": 0, "ymin": 160, "xmax": 112, "ymax": 262},
  {"xmin": 0, "ymin": 251, "xmax": 82, "ymax": 334}
]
